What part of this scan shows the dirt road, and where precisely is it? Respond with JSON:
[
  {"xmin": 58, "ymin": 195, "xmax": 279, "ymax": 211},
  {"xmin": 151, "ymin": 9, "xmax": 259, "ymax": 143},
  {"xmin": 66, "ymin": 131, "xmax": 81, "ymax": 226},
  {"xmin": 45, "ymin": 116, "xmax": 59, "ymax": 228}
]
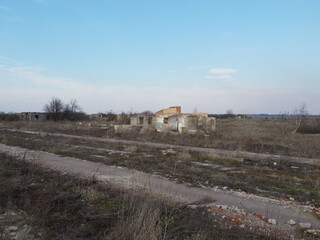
[{"xmin": 1, "ymin": 143, "xmax": 319, "ymax": 238}]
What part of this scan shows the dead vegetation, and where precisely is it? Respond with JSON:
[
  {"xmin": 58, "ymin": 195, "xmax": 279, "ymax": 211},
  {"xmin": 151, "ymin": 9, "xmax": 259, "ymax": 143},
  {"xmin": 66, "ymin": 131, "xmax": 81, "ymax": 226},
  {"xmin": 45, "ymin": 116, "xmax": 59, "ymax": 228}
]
[
  {"xmin": 3, "ymin": 117, "xmax": 320, "ymax": 159},
  {"xmin": 0, "ymin": 130, "xmax": 319, "ymax": 207},
  {"xmin": 0, "ymin": 153, "xmax": 277, "ymax": 240}
]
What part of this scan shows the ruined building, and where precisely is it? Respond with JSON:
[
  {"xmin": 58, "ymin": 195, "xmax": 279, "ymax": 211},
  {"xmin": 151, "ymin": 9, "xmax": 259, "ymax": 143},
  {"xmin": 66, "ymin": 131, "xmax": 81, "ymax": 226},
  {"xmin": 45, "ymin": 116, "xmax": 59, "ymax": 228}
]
[
  {"xmin": 19, "ymin": 112, "xmax": 50, "ymax": 121},
  {"xmin": 116, "ymin": 106, "xmax": 216, "ymax": 133}
]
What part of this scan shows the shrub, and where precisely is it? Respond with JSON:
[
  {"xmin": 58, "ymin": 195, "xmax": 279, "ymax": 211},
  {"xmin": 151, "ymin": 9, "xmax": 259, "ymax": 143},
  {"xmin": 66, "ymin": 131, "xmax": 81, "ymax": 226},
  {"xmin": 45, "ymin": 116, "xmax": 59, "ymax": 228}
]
[
  {"xmin": 0, "ymin": 112, "xmax": 20, "ymax": 121},
  {"xmin": 297, "ymin": 118, "xmax": 320, "ymax": 134}
]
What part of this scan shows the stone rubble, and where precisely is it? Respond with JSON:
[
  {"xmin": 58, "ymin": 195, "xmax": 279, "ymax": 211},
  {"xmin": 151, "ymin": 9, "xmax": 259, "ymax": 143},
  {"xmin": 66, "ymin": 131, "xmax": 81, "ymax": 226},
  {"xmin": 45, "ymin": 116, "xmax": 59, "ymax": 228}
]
[
  {"xmin": 305, "ymin": 229, "xmax": 320, "ymax": 236},
  {"xmin": 161, "ymin": 148, "xmax": 178, "ymax": 155},
  {"xmin": 268, "ymin": 219, "xmax": 277, "ymax": 225},
  {"xmin": 0, "ymin": 210, "xmax": 42, "ymax": 240},
  {"xmin": 187, "ymin": 205, "xmax": 198, "ymax": 210},
  {"xmin": 298, "ymin": 222, "xmax": 312, "ymax": 229},
  {"xmin": 287, "ymin": 219, "xmax": 296, "ymax": 225}
]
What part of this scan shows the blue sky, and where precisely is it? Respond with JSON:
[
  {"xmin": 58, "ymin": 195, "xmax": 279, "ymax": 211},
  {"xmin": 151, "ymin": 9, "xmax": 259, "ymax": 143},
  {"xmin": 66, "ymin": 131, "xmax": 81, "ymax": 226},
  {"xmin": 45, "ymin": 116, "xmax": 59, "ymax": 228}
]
[{"xmin": 0, "ymin": 0, "xmax": 319, "ymax": 114}]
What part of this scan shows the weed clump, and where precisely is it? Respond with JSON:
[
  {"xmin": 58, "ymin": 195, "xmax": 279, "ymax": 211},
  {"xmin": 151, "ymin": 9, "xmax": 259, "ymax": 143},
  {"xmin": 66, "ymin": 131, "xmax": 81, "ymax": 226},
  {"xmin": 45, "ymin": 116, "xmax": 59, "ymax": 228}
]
[
  {"xmin": 177, "ymin": 151, "xmax": 192, "ymax": 161},
  {"xmin": 124, "ymin": 145, "xmax": 138, "ymax": 152}
]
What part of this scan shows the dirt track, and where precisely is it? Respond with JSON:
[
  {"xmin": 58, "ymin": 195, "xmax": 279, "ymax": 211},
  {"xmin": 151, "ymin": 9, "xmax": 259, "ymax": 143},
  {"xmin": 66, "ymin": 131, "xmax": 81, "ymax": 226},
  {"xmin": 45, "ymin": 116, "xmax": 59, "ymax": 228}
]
[
  {"xmin": 4, "ymin": 128, "xmax": 320, "ymax": 166},
  {"xmin": 1, "ymin": 142, "xmax": 319, "ymax": 238}
]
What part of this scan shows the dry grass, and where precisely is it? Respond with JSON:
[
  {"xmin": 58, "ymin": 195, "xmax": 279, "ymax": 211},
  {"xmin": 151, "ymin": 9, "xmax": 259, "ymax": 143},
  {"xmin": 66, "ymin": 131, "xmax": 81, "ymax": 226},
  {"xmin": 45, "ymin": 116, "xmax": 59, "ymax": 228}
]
[
  {"xmin": 0, "ymin": 152, "xmax": 277, "ymax": 240},
  {"xmin": 177, "ymin": 151, "xmax": 192, "ymax": 161},
  {"xmin": 109, "ymin": 199, "xmax": 162, "ymax": 240},
  {"xmin": 124, "ymin": 145, "xmax": 138, "ymax": 152},
  {"xmin": 0, "ymin": 130, "xmax": 319, "ymax": 206},
  {"xmin": 3, "ymin": 117, "xmax": 320, "ymax": 158}
]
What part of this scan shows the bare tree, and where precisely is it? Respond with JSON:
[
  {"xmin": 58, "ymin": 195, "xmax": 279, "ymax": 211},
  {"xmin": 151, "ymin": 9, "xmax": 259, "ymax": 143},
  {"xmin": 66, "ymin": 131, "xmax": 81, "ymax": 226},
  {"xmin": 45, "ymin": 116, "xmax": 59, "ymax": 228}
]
[
  {"xmin": 226, "ymin": 109, "xmax": 233, "ymax": 115},
  {"xmin": 193, "ymin": 107, "xmax": 198, "ymax": 113},
  {"xmin": 105, "ymin": 110, "xmax": 117, "ymax": 121},
  {"xmin": 141, "ymin": 110, "xmax": 153, "ymax": 115},
  {"xmin": 292, "ymin": 103, "xmax": 308, "ymax": 134},
  {"xmin": 44, "ymin": 97, "xmax": 64, "ymax": 121},
  {"xmin": 63, "ymin": 99, "xmax": 87, "ymax": 121},
  {"xmin": 68, "ymin": 99, "xmax": 82, "ymax": 112},
  {"xmin": 64, "ymin": 99, "xmax": 81, "ymax": 114},
  {"xmin": 280, "ymin": 111, "xmax": 290, "ymax": 136}
]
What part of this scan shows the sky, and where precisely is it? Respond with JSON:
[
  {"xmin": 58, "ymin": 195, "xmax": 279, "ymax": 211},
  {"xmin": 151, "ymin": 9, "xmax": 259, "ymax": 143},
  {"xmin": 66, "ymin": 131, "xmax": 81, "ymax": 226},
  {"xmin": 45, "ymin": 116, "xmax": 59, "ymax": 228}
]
[{"xmin": 0, "ymin": 0, "xmax": 320, "ymax": 114}]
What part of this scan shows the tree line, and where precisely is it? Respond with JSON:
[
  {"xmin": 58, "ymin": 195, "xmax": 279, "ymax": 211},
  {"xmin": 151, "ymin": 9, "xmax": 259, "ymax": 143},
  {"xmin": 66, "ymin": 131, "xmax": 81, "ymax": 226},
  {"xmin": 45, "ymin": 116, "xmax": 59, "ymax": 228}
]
[{"xmin": 44, "ymin": 97, "xmax": 88, "ymax": 121}]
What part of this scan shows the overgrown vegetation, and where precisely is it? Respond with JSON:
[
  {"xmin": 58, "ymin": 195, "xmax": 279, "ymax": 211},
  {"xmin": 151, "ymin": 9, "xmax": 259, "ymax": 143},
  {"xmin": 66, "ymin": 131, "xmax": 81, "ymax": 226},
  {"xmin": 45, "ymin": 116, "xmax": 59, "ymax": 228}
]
[
  {"xmin": 0, "ymin": 153, "xmax": 276, "ymax": 240},
  {"xmin": 0, "ymin": 130, "xmax": 319, "ymax": 207}
]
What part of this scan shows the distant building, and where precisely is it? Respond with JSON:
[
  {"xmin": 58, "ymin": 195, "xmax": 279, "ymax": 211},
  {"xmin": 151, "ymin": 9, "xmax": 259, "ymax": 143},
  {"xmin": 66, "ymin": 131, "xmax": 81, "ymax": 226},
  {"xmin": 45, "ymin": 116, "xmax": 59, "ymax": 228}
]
[
  {"xmin": 19, "ymin": 112, "xmax": 51, "ymax": 121},
  {"xmin": 122, "ymin": 106, "xmax": 216, "ymax": 134},
  {"xmin": 89, "ymin": 113, "xmax": 105, "ymax": 120}
]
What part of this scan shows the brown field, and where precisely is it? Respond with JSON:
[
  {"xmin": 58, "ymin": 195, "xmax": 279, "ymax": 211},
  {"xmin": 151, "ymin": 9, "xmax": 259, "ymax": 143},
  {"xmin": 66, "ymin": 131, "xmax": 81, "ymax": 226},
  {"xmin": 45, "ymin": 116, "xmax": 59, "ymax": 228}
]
[
  {"xmin": 0, "ymin": 118, "xmax": 319, "ymax": 239},
  {"xmin": 2, "ymin": 117, "xmax": 320, "ymax": 158}
]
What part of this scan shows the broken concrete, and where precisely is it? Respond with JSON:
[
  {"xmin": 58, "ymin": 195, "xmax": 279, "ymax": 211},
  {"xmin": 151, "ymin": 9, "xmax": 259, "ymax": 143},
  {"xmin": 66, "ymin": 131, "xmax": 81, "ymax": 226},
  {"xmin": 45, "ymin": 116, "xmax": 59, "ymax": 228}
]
[{"xmin": 113, "ymin": 124, "xmax": 132, "ymax": 133}]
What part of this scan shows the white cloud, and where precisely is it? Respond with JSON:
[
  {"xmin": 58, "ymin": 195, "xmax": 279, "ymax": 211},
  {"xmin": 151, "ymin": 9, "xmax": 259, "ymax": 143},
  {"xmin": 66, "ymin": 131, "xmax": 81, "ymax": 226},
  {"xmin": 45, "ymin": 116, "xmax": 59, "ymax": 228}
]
[
  {"xmin": 186, "ymin": 66, "xmax": 238, "ymax": 80},
  {"xmin": 206, "ymin": 68, "xmax": 238, "ymax": 81}
]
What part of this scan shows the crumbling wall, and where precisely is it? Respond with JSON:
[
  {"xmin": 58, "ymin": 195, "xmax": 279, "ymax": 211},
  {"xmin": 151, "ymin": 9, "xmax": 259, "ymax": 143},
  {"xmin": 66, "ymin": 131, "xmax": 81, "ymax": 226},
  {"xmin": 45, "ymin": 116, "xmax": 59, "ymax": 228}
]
[
  {"xmin": 177, "ymin": 115, "xmax": 187, "ymax": 133},
  {"xmin": 130, "ymin": 115, "xmax": 155, "ymax": 127},
  {"xmin": 20, "ymin": 112, "xmax": 50, "ymax": 121},
  {"xmin": 205, "ymin": 117, "xmax": 216, "ymax": 132},
  {"xmin": 168, "ymin": 116, "xmax": 178, "ymax": 131},
  {"xmin": 127, "ymin": 107, "xmax": 216, "ymax": 133},
  {"xmin": 130, "ymin": 116, "xmax": 139, "ymax": 126},
  {"xmin": 176, "ymin": 115, "xmax": 198, "ymax": 133},
  {"xmin": 143, "ymin": 116, "xmax": 155, "ymax": 127},
  {"xmin": 90, "ymin": 114, "xmax": 104, "ymax": 120},
  {"xmin": 189, "ymin": 113, "xmax": 208, "ymax": 118},
  {"xmin": 155, "ymin": 115, "xmax": 168, "ymax": 132},
  {"xmin": 155, "ymin": 106, "xmax": 181, "ymax": 115},
  {"xmin": 185, "ymin": 115, "xmax": 198, "ymax": 132},
  {"xmin": 114, "ymin": 124, "xmax": 132, "ymax": 133}
]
